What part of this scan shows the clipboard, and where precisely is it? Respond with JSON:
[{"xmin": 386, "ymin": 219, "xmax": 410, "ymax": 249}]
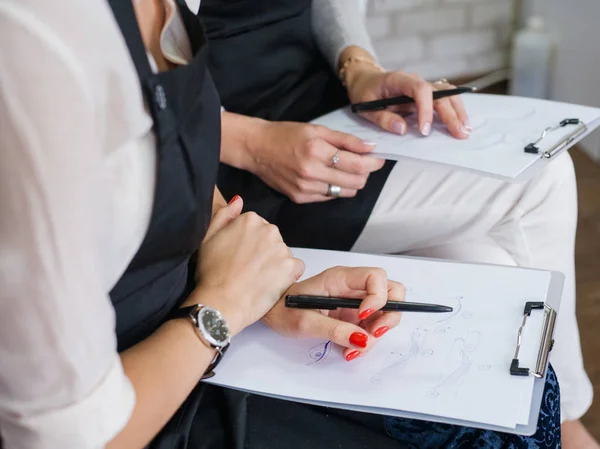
[
  {"xmin": 206, "ymin": 249, "xmax": 565, "ymax": 436},
  {"xmin": 515, "ymin": 116, "xmax": 597, "ymax": 182},
  {"xmin": 309, "ymin": 93, "xmax": 600, "ymax": 182},
  {"xmin": 256, "ymin": 267, "xmax": 562, "ymax": 437}
]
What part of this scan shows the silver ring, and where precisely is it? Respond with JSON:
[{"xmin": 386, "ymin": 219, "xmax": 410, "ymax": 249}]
[
  {"xmin": 331, "ymin": 150, "xmax": 340, "ymax": 168},
  {"xmin": 327, "ymin": 184, "xmax": 341, "ymax": 197}
]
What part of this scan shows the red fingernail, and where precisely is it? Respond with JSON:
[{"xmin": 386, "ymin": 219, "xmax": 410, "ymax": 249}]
[
  {"xmin": 228, "ymin": 195, "xmax": 240, "ymax": 205},
  {"xmin": 374, "ymin": 326, "xmax": 389, "ymax": 338},
  {"xmin": 359, "ymin": 308, "xmax": 374, "ymax": 320},
  {"xmin": 349, "ymin": 332, "xmax": 368, "ymax": 348},
  {"xmin": 345, "ymin": 350, "xmax": 361, "ymax": 362}
]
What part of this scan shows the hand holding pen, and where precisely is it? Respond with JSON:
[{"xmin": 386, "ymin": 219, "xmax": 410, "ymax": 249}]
[
  {"xmin": 350, "ymin": 87, "xmax": 476, "ymax": 114},
  {"xmin": 343, "ymin": 67, "xmax": 474, "ymax": 139},
  {"xmin": 262, "ymin": 266, "xmax": 409, "ymax": 362}
]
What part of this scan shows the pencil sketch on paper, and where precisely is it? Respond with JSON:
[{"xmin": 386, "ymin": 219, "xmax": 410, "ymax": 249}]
[
  {"xmin": 397, "ymin": 107, "xmax": 537, "ymax": 139},
  {"xmin": 434, "ymin": 296, "xmax": 465, "ymax": 334},
  {"xmin": 370, "ymin": 328, "xmax": 429, "ymax": 384},
  {"xmin": 436, "ymin": 296, "xmax": 463, "ymax": 324},
  {"xmin": 301, "ymin": 341, "xmax": 332, "ymax": 366},
  {"xmin": 297, "ymin": 291, "xmax": 490, "ymax": 397},
  {"xmin": 427, "ymin": 329, "xmax": 482, "ymax": 398},
  {"xmin": 337, "ymin": 107, "xmax": 539, "ymax": 153},
  {"xmin": 379, "ymin": 328, "xmax": 429, "ymax": 376},
  {"xmin": 368, "ymin": 323, "xmax": 487, "ymax": 397}
]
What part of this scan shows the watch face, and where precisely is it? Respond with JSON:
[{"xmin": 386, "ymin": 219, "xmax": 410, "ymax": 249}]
[{"xmin": 198, "ymin": 307, "xmax": 230, "ymax": 347}]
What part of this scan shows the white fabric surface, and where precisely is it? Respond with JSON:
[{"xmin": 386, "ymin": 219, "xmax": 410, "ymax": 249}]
[
  {"xmin": 353, "ymin": 152, "xmax": 593, "ymax": 421},
  {"xmin": 0, "ymin": 0, "xmax": 153, "ymax": 447},
  {"xmin": 0, "ymin": 0, "xmax": 194, "ymax": 447}
]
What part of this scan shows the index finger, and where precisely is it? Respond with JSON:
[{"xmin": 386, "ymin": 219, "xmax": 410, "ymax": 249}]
[
  {"xmin": 362, "ymin": 280, "xmax": 406, "ymax": 336},
  {"xmin": 321, "ymin": 266, "xmax": 390, "ymax": 320},
  {"xmin": 433, "ymin": 81, "xmax": 471, "ymax": 137},
  {"xmin": 334, "ymin": 267, "xmax": 389, "ymax": 320},
  {"xmin": 408, "ymin": 77, "xmax": 434, "ymax": 136},
  {"xmin": 449, "ymin": 94, "xmax": 471, "ymax": 130}
]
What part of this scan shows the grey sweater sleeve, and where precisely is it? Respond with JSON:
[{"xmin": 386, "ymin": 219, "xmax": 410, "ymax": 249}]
[{"xmin": 311, "ymin": 0, "xmax": 378, "ymax": 71}]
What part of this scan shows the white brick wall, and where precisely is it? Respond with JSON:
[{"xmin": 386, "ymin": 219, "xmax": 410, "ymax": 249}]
[{"xmin": 366, "ymin": 0, "xmax": 517, "ymax": 81}]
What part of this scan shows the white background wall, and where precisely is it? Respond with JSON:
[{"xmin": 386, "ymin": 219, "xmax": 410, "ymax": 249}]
[
  {"xmin": 524, "ymin": 0, "xmax": 600, "ymax": 160},
  {"xmin": 365, "ymin": 0, "xmax": 517, "ymax": 81},
  {"xmin": 364, "ymin": 0, "xmax": 600, "ymax": 160}
]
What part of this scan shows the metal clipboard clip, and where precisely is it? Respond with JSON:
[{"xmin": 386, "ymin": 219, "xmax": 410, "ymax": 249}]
[
  {"xmin": 510, "ymin": 301, "xmax": 557, "ymax": 378},
  {"xmin": 524, "ymin": 118, "xmax": 588, "ymax": 159}
]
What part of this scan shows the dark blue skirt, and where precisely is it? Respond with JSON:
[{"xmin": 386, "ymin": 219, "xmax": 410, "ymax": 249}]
[{"xmin": 385, "ymin": 365, "xmax": 561, "ymax": 448}]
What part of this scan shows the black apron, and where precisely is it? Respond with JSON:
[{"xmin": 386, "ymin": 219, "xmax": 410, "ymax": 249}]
[
  {"xmin": 106, "ymin": 1, "xmax": 405, "ymax": 448},
  {"xmin": 200, "ymin": 0, "xmax": 396, "ymax": 251}
]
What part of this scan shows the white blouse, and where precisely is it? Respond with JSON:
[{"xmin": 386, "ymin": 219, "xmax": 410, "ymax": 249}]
[{"xmin": 0, "ymin": 1, "xmax": 374, "ymax": 448}]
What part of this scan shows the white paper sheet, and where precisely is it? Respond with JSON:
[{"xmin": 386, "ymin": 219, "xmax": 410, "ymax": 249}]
[
  {"xmin": 310, "ymin": 94, "xmax": 600, "ymax": 179},
  {"xmin": 206, "ymin": 249, "xmax": 552, "ymax": 429}
]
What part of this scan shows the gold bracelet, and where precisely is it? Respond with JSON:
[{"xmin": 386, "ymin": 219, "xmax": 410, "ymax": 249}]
[{"xmin": 338, "ymin": 56, "xmax": 385, "ymax": 86}]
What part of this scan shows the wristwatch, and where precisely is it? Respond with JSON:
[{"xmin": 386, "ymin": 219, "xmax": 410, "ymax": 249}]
[{"xmin": 169, "ymin": 304, "xmax": 231, "ymax": 379}]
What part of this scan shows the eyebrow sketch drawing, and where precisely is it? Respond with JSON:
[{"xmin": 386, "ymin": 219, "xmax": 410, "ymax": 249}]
[
  {"xmin": 436, "ymin": 296, "xmax": 463, "ymax": 324},
  {"xmin": 301, "ymin": 341, "xmax": 332, "ymax": 366},
  {"xmin": 334, "ymin": 107, "xmax": 540, "ymax": 154},
  {"xmin": 426, "ymin": 329, "xmax": 482, "ymax": 398},
  {"xmin": 463, "ymin": 329, "xmax": 482, "ymax": 352},
  {"xmin": 376, "ymin": 328, "xmax": 429, "ymax": 378},
  {"xmin": 434, "ymin": 295, "xmax": 464, "ymax": 334},
  {"xmin": 401, "ymin": 107, "xmax": 538, "ymax": 136}
]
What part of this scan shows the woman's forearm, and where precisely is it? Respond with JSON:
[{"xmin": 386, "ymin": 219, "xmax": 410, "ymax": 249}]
[
  {"xmin": 220, "ymin": 111, "xmax": 268, "ymax": 172},
  {"xmin": 311, "ymin": 0, "xmax": 377, "ymax": 71},
  {"xmin": 107, "ymin": 298, "xmax": 217, "ymax": 449},
  {"xmin": 337, "ymin": 45, "xmax": 384, "ymax": 88}
]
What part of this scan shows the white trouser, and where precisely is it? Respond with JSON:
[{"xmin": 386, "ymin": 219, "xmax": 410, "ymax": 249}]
[{"xmin": 352, "ymin": 152, "xmax": 592, "ymax": 422}]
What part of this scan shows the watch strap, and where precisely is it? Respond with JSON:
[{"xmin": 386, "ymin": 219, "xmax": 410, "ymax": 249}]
[
  {"xmin": 167, "ymin": 305, "xmax": 230, "ymax": 379},
  {"xmin": 202, "ymin": 343, "xmax": 230, "ymax": 380},
  {"xmin": 169, "ymin": 305, "xmax": 197, "ymax": 320}
]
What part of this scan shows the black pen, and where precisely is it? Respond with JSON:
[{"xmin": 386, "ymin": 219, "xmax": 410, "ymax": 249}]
[
  {"xmin": 285, "ymin": 295, "xmax": 453, "ymax": 313},
  {"xmin": 350, "ymin": 87, "xmax": 477, "ymax": 113}
]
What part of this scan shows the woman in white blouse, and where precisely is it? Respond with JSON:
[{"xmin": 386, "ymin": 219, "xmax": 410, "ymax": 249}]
[{"xmin": 0, "ymin": 1, "xmax": 564, "ymax": 449}]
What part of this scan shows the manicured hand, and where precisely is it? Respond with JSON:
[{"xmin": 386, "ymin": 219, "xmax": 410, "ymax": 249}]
[
  {"xmin": 246, "ymin": 121, "xmax": 385, "ymax": 204},
  {"xmin": 190, "ymin": 196, "xmax": 305, "ymax": 336},
  {"xmin": 262, "ymin": 266, "xmax": 405, "ymax": 361},
  {"xmin": 346, "ymin": 67, "xmax": 471, "ymax": 139}
]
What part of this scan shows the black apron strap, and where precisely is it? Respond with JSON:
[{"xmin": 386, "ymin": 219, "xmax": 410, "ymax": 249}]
[
  {"xmin": 175, "ymin": 0, "xmax": 206, "ymax": 55},
  {"xmin": 107, "ymin": 0, "xmax": 182, "ymax": 153},
  {"xmin": 107, "ymin": 0, "xmax": 154, "ymax": 82}
]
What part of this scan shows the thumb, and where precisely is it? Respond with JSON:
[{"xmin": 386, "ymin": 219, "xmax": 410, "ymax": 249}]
[
  {"xmin": 203, "ymin": 195, "xmax": 243, "ymax": 241},
  {"xmin": 360, "ymin": 110, "xmax": 408, "ymax": 136},
  {"xmin": 319, "ymin": 127, "xmax": 378, "ymax": 155}
]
